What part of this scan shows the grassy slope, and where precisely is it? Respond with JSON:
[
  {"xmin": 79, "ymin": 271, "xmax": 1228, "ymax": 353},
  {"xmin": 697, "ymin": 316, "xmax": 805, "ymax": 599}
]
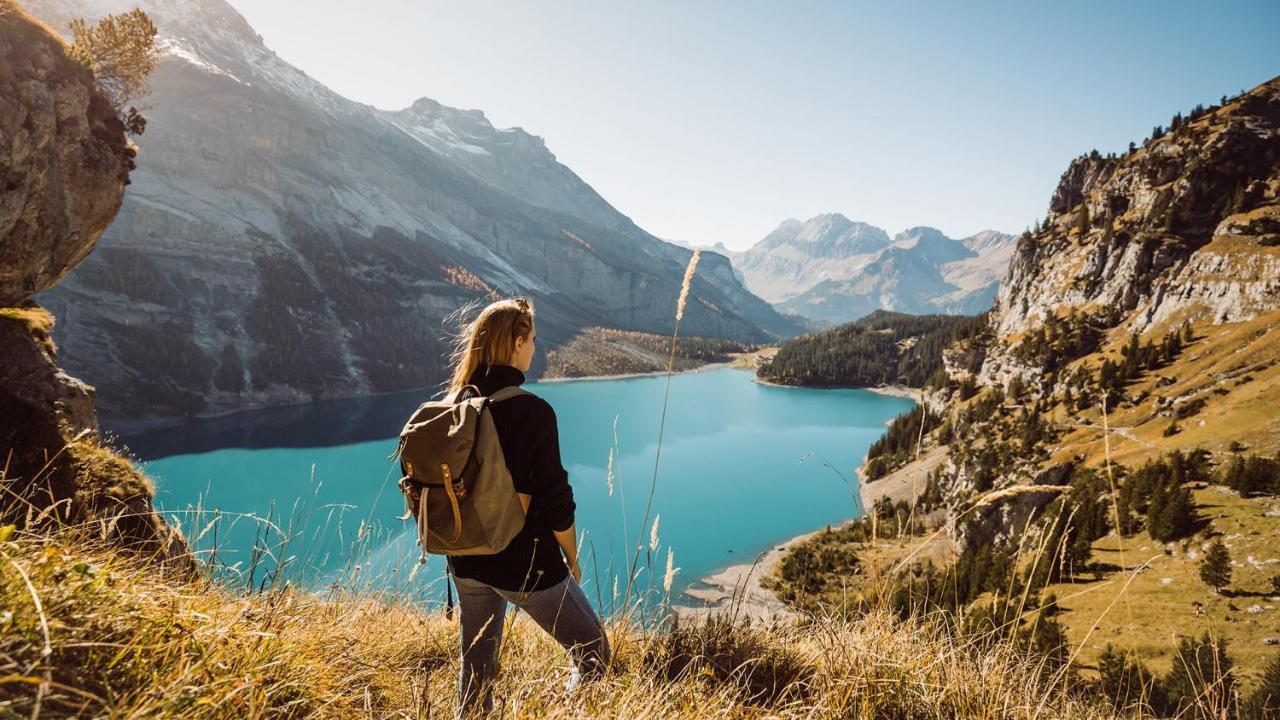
[
  {"xmin": 1049, "ymin": 310, "xmax": 1280, "ymax": 470},
  {"xmin": 0, "ymin": 528, "xmax": 1118, "ymax": 718},
  {"xmin": 1046, "ymin": 487, "xmax": 1279, "ymax": 687},
  {"xmin": 1039, "ymin": 312, "xmax": 1280, "ymax": 684}
]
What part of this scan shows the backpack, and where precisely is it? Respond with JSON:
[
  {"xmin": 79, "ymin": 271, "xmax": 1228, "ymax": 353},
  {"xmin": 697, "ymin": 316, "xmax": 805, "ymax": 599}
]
[{"xmin": 394, "ymin": 385, "xmax": 528, "ymax": 563}]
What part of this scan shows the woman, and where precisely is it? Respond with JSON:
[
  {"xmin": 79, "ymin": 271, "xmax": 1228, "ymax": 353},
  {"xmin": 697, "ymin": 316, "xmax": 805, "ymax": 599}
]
[{"xmin": 441, "ymin": 297, "xmax": 610, "ymax": 717}]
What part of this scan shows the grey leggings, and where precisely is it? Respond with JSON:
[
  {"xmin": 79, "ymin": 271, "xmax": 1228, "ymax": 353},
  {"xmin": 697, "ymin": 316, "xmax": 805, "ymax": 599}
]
[{"xmin": 454, "ymin": 574, "xmax": 610, "ymax": 717}]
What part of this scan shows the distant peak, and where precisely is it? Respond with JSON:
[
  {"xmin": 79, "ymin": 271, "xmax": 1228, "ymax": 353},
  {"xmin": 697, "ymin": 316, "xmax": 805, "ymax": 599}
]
[
  {"xmin": 805, "ymin": 212, "xmax": 853, "ymax": 225},
  {"xmin": 973, "ymin": 228, "xmax": 1014, "ymax": 238},
  {"xmin": 408, "ymin": 97, "xmax": 443, "ymax": 113},
  {"xmin": 894, "ymin": 225, "xmax": 947, "ymax": 240},
  {"xmin": 402, "ymin": 97, "xmax": 487, "ymax": 122}
]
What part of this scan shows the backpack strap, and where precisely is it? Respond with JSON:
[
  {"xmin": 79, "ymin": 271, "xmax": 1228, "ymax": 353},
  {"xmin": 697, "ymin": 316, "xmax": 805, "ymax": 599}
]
[
  {"xmin": 445, "ymin": 568, "xmax": 455, "ymax": 621},
  {"xmin": 451, "ymin": 384, "xmax": 482, "ymax": 403},
  {"xmin": 440, "ymin": 463, "xmax": 463, "ymax": 542}
]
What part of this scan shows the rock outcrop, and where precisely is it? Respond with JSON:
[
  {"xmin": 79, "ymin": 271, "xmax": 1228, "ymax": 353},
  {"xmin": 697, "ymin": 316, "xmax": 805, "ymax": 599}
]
[
  {"xmin": 0, "ymin": 1, "xmax": 134, "ymax": 305},
  {"xmin": 985, "ymin": 76, "xmax": 1280, "ymax": 382},
  {"xmin": 0, "ymin": 4, "xmax": 190, "ymax": 572}
]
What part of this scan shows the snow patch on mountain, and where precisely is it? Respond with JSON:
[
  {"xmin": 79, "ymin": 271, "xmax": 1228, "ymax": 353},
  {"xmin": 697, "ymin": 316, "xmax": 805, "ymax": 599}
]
[{"xmin": 156, "ymin": 38, "xmax": 242, "ymax": 83}]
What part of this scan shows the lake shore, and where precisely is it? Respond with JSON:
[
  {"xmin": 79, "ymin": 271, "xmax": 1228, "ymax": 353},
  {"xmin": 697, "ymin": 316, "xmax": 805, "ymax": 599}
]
[
  {"xmin": 864, "ymin": 384, "xmax": 920, "ymax": 401},
  {"xmin": 753, "ymin": 375, "xmax": 921, "ymax": 402},
  {"xmin": 675, "ymin": 444, "xmax": 945, "ymax": 622}
]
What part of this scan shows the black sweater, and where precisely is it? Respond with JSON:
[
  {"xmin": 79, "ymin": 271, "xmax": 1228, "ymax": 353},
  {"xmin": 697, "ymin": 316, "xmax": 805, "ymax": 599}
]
[{"xmin": 447, "ymin": 364, "xmax": 576, "ymax": 592}]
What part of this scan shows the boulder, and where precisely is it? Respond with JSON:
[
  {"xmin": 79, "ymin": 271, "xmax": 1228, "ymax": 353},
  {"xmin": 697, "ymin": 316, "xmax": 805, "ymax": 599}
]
[{"xmin": 0, "ymin": 4, "xmax": 134, "ymax": 305}]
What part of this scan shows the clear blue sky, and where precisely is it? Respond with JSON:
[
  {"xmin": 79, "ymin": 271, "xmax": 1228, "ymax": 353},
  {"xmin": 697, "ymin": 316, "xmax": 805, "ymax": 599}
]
[{"xmin": 225, "ymin": 0, "xmax": 1279, "ymax": 250}]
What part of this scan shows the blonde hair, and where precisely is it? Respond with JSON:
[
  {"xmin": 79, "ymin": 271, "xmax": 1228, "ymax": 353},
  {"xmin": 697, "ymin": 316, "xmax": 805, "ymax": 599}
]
[{"xmin": 446, "ymin": 297, "xmax": 535, "ymax": 397}]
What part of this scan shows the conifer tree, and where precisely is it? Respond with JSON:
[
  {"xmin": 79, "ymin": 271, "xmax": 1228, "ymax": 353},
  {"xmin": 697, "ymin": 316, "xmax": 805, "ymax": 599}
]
[
  {"xmin": 67, "ymin": 9, "xmax": 159, "ymax": 134},
  {"xmin": 1244, "ymin": 653, "xmax": 1280, "ymax": 720},
  {"xmin": 1098, "ymin": 644, "xmax": 1169, "ymax": 714},
  {"xmin": 1149, "ymin": 482, "xmax": 1195, "ymax": 541},
  {"xmin": 1164, "ymin": 634, "xmax": 1236, "ymax": 717},
  {"xmin": 1199, "ymin": 540, "xmax": 1232, "ymax": 593},
  {"xmin": 1021, "ymin": 595, "xmax": 1068, "ymax": 668}
]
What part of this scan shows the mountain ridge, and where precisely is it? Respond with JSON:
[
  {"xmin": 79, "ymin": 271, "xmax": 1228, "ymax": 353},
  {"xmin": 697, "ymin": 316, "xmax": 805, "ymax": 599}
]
[
  {"xmin": 723, "ymin": 214, "xmax": 1015, "ymax": 324},
  {"xmin": 24, "ymin": 0, "xmax": 799, "ymax": 422}
]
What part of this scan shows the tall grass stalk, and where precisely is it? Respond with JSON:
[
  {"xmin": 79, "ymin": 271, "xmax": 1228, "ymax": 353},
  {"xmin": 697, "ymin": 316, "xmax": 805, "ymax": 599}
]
[{"xmin": 624, "ymin": 247, "xmax": 700, "ymax": 609}]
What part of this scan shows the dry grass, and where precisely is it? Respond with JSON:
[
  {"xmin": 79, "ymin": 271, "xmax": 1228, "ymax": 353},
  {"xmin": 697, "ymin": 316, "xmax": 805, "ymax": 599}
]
[
  {"xmin": 1049, "ymin": 312, "xmax": 1280, "ymax": 469},
  {"xmin": 0, "ymin": 526, "xmax": 1120, "ymax": 718},
  {"xmin": 0, "ymin": 305, "xmax": 56, "ymax": 355},
  {"xmin": 1045, "ymin": 486, "xmax": 1280, "ymax": 687},
  {"xmin": 2, "ymin": 0, "xmax": 67, "ymax": 47},
  {"xmin": 64, "ymin": 437, "xmax": 155, "ymax": 500}
]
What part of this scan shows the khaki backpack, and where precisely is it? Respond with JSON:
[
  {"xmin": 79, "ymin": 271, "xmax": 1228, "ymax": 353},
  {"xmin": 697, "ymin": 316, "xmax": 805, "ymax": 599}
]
[{"xmin": 394, "ymin": 385, "xmax": 528, "ymax": 562}]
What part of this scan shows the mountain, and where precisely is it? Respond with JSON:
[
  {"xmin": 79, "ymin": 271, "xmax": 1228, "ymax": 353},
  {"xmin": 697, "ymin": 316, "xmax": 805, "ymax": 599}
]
[
  {"xmin": 810, "ymin": 76, "xmax": 1280, "ymax": 686},
  {"xmin": 719, "ymin": 214, "xmax": 890, "ymax": 304},
  {"xmin": 979, "ymin": 83, "xmax": 1280, "ymax": 387},
  {"xmin": 24, "ymin": 0, "xmax": 798, "ymax": 423},
  {"xmin": 723, "ymin": 214, "xmax": 1015, "ymax": 325}
]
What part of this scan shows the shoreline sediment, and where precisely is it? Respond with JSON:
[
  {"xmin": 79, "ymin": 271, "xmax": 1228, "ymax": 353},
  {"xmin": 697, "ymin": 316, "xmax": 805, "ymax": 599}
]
[{"xmin": 676, "ymin": 443, "xmax": 945, "ymax": 622}]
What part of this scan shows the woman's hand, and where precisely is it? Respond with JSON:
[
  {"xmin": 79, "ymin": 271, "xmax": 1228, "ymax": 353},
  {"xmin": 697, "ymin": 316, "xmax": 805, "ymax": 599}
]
[{"xmin": 553, "ymin": 523, "xmax": 581, "ymax": 583}]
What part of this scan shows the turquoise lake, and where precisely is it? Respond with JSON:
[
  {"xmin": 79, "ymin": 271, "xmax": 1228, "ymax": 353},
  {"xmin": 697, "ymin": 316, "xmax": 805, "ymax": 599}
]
[{"xmin": 120, "ymin": 368, "xmax": 913, "ymax": 612}]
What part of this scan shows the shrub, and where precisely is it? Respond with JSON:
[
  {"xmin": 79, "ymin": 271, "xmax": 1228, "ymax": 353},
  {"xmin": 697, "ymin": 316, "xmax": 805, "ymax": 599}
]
[{"xmin": 648, "ymin": 614, "xmax": 814, "ymax": 707}]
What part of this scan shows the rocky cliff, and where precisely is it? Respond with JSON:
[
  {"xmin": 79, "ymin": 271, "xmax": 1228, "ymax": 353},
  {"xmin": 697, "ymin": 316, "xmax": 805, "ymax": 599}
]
[
  {"xmin": 922, "ymin": 75, "xmax": 1280, "ymax": 547},
  {"xmin": 983, "ymin": 77, "xmax": 1280, "ymax": 384},
  {"xmin": 0, "ymin": 3, "xmax": 189, "ymax": 569},
  {"xmin": 22, "ymin": 0, "xmax": 798, "ymax": 424},
  {"xmin": 721, "ymin": 214, "xmax": 1015, "ymax": 325}
]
